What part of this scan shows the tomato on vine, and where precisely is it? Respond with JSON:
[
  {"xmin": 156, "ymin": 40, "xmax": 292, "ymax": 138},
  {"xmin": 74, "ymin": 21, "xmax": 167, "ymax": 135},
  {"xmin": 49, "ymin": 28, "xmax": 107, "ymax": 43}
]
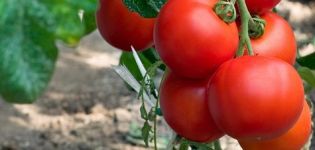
[
  {"xmin": 249, "ymin": 12, "xmax": 297, "ymax": 65},
  {"xmin": 208, "ymin": 56, "xmax": 304, "ymax": 140},
  {"xmin": 239, "ymin": 101, "xmax": 311, "ymax": 150},
  {"xmin": 154, "ymin": 0, "xmax": 239, "ymax": 79},
  {"xmin": 160, "ymin": 71, "xmax": 224, "ymax": 142},
  {"xmin": 96, "ymin": 0, "xmax": 155, "ymax": 51}
]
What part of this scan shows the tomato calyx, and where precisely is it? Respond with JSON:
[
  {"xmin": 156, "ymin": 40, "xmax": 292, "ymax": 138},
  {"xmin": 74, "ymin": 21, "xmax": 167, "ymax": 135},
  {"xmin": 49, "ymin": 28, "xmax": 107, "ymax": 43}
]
[
  {"xmin": 214, "ymin": 0, "xmax": 237, "ymax": 23},
  {"xmin": 248, "ymin": 16, "xmax": 266, "ymax": 39}
]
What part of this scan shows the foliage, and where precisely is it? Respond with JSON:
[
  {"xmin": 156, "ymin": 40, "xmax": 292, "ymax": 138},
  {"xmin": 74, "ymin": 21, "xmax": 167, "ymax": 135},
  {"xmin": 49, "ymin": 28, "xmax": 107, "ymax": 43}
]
[
  {"xmin": 123, "ymin": 0, "xmax": 167, "ymax": 18},
  {"xmin": 0, "ymin": 0, "xmax": 97, "ymax": 103},
  {"xmin": 298, "ymin": 52, "xmax": 315, "ymax": 70}
]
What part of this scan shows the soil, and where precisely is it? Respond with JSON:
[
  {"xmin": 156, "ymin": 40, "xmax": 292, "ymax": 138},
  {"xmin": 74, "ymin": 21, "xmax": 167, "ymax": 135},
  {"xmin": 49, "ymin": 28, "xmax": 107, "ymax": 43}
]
[{"xmin": 0, "ymin": 0, "xmax": 314, "ymax": 150}]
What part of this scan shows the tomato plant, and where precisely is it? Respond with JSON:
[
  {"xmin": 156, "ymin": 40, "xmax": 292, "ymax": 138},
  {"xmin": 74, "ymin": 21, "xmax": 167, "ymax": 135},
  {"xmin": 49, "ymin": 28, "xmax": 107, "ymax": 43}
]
[
  {"xmin": 160, "ymin": 71, "xmax": 223, "ymax": 142},
  {"xmin": 239, "ymin": 101, "xmax": 311, "ymax": 150},
  {"xmin": 154, "ymin": 0, "xmax": 239, "ymax": 79},
  {"xmin": 96, "ymin": 0, "xmax": 155, "ymax": 51},
  {"xmin": 250, "ymin": 12, "xmax": 297, "ymax": 65},
  {"xmin": 3, "ymin": 0, "xmax": 314, "ymax": 149},
  {"xmin": 245, "ymin": 0, "xmax": 281, "ymax": 14},
  {"xmin": 208, "ymin": 56, "xmax": 304, "ymax": 139},
  {"xmin": 115, "ymin": 0, "xmax": 315, "ymax": 149}
]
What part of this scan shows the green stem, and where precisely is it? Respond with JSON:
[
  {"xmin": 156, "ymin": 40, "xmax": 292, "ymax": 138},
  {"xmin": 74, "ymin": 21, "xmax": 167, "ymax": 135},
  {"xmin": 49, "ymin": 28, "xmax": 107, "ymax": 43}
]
[
  {"xmin": 236, "ymin": 0, "xmax": 254, "ymax": 56},
  {"xmin": 153, "ymin": 98, "xmax": 159, "ymax": 150}
]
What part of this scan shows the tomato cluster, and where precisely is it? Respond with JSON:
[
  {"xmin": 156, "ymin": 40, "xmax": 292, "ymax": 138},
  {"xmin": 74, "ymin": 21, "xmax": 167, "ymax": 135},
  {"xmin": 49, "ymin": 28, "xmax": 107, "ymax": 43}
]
[
  {"xmin": 156, "ymin": 0, "xmax": 310, "ymax": 149},
  {"xmin": 96, "ymin": 0, "xmax": 311, "ymax": 149}
]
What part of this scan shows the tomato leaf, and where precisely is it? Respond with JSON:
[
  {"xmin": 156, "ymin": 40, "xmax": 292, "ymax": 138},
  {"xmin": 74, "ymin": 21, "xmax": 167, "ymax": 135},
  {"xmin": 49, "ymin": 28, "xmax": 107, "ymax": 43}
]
[
  {"xmin": 119, "ymin": 52, "xmax": 152, "ymax": 82},
  {"xmin": 298, "ymin": 67, "xmax": 315, "ymax": 88},
  {"xmin": 297, "ymin": 52, "xmax": 315, "ymax": 70},
  {"xmin": 140, "ymin": 103, "xmax": 148, "ymax": 120},
  {"xmin": 142, "ymin": 48, "xmax": 161, "ymax": 64},
  {"xmin": 0, "ymin": 0, "xmax": 97, "ymax": 103},
  {"xmin": 75, "ymin": 0, "xmax": 98, "ymax": 35},
  {"xmin": 123, "ymin": 0, "xmax": 167, "ymax": 18},
  {"xmin": 47, "ymin": 0, "xmax": 97, "ymax": 46},
  {"xmin": 179, "ymin": 139, "xmax": 218, "ymax": 150},
  {"xmin": 113, "ymin": 65, "xmax": 152, "ymax": 104},
  {"xmin": 142, "ymin": 121, "xmax": 152, "ymax": 147},
  {"xmin": 179, "ymin": 142, "xmax": 189, "ymax": 150},
  {"xmin": 0, "ymin": 0, "xmax": 58, "ymax": 103}
]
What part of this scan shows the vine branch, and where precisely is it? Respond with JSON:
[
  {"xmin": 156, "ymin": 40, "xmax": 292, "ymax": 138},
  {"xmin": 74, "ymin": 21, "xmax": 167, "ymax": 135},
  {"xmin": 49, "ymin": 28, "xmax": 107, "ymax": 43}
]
[{"xmin": 236, "ymin": 0, "xmax": 254, "ymax": 56}]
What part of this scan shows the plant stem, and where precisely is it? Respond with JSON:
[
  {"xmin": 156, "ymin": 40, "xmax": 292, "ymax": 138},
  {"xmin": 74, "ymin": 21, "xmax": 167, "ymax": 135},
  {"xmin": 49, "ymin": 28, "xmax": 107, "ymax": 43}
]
[
  {"xmin": 153, "ymin": 98, "xmax": 159, "ymax": 150},
  {"xmin": 236, "ymin": 0, "xmax": 254, "ymax": 56}
]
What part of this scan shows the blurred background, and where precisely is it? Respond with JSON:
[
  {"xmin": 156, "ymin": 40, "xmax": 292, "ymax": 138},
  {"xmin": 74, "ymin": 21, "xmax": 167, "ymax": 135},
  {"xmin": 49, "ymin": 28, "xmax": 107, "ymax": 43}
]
[{"xmin": 0, "ymin": 0, "xmax": 314, "ymax": 149}]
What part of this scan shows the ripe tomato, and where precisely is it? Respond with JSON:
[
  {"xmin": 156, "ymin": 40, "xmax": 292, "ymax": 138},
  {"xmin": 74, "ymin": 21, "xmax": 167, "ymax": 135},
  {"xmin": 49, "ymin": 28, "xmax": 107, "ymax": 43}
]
[
  {"xmin": 245, "ymin": 0, "xmax": 281, "ymax": 14},
  {"xmin": 160, "ymin": 71, "xmax": 224, "ymax": 142},
  {"xmin": 250, "ymin": 12, "xmax": 297, "ymax": 65},
  {"xmin": 96, "ymin": 0, "xmax": 155, "ymax": 51},
  {"xmin": 239, "ymin": 101, "xmax": 311, "ymax": 150},
  {"xmin": 154, "ymin": 0, "xmax": 239, "ymax": 79},
  {"xmin": 208, "ymin": 56, "xmax": 304, "ymax": 140}
]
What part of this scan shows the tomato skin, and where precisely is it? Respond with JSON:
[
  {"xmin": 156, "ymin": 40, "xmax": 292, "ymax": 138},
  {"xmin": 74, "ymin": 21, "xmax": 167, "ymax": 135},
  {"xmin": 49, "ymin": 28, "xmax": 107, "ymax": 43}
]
[
  {"xmin": 96, "ymin": 0, "xmax": 155, "ymax": 51},
  {"xmin": 250, "ymin": 12, "xmax": 297, "ymax": 65},
  {"xmin": 239, "ymin": 101, "xmax": 311, "ymax": 150},
  {"xmin": 160, "ymin": 71, "xmax": 224, "ymax": 142},
  {"xmin": 245, "ymin": 0, "xmax": 281, "ymax": 14},
  {"xmin": 154, "ymin": 0, "xmax": 239, "ymax": 79},
  {"xmin": 208, "ymin": 56, "xmax": 304, "ymax": 140}
]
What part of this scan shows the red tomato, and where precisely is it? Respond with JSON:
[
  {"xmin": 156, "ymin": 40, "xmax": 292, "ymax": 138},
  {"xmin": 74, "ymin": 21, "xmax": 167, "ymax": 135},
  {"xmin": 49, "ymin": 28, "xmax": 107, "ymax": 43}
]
[
  {"xmin": 239, "ymin": 101, "xmax": 311, "ymax": 150},
  {"xmin": 160, "ymin": 71, "xmax": 224, "ymax": 142},
  {"xmin": 96, "ymin": 0, "xmax": 155, "ymax": 51},
  {"xmin": 250, "ymin": 12, "xmax": 297, "ymax": 65},
  {"xmin": 154, "ymin": 0, "xmax": 239, "ymax": 79},
  {"xmin": 245, "ymin": 0, "xmax": 281, "ymax": 14},
  {"xmin": 208, "ymin": 56, "xmax": 304, "ymax": 140}
]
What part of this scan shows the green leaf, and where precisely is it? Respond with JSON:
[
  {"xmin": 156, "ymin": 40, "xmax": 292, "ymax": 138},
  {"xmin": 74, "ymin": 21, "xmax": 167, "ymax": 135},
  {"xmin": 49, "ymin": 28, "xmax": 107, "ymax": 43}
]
[
  {"xmin": 82, "ymin": 9, "xmax": 97, "ymax": 35},
  {"xmin": 119, "ymin": 51, "xmax": 152, "ymax": 82},
  {"xmin": 47, "ymin": 0, "xmax": 97, "ymax": 45},
  {"xmin": 75, "ymin": 0, "xmax": 98, "ymax": 35},
  {"xmin": 179, "ymin": 142, "xmax": 189, "ymax": 150},
  {"xmin": 181, "ymin": 140, "xmax": 215, "ymax": 150},
  {"xmin": 113, "ymin": 65, "xmax": 153, "ymax": 106},
  {"xmin": 0, "ymin": 0, "xmax": 97, "ymax": 103},
  {"xmin": 141, "ymin": 48, "xmax": 166, "ymax": 70},
  {"xmin": 140, "ymin": 103, "xmax": 148, "ymax": 120},
  {"xmin": 123, "ymin": 0, "xmax": 167, "ymax": 18},
  {"xmin": 142, "ymin": 121, "xmax": 152, "ymax": 147},
  {"xmin": 297, "ymin": 52, "xmax": 315, "ymax": 69},
  {"xmin": 142, "ymin": 48, "xmax": 160, "ymax": 63},
  {"xmin": 0, "ymin": 0, "xmax": 58, "ymax": 103},
  {"xmin": 298, "ymin": 67, "xmax": 315, "ymax": 88}
]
